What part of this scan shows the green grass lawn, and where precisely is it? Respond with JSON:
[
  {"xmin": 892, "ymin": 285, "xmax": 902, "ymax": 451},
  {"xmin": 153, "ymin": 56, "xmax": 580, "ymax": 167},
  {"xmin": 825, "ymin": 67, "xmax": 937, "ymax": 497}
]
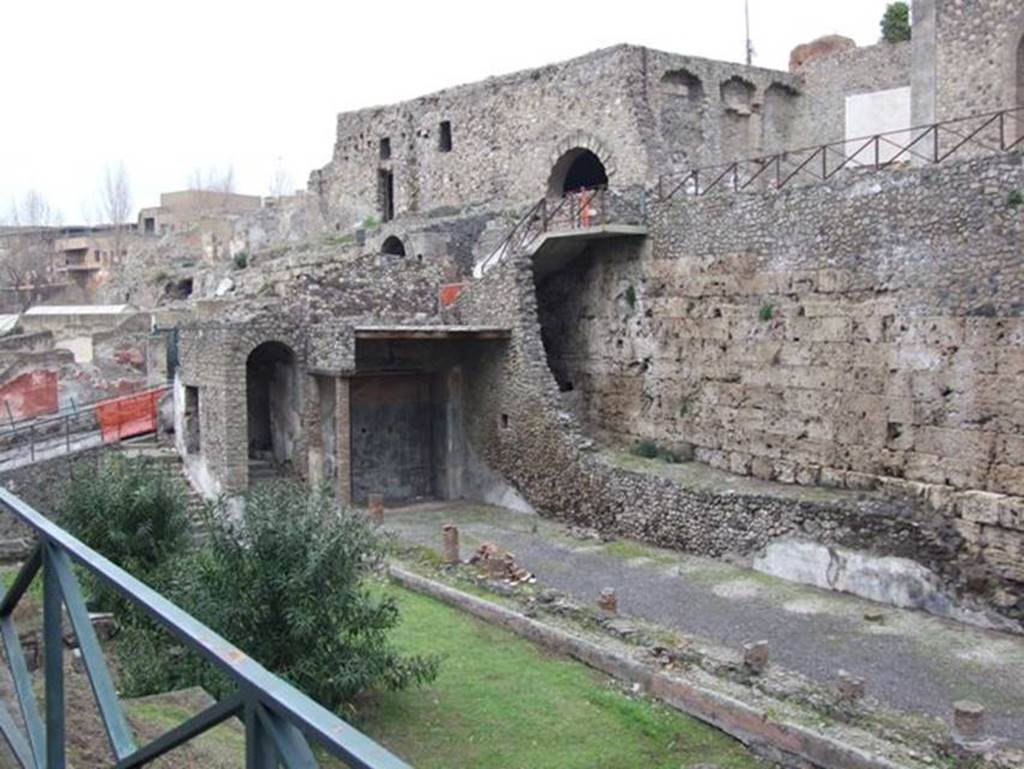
[{"xmin": 359, "ymin": 587, "xmax": 765, "ymax": 769}]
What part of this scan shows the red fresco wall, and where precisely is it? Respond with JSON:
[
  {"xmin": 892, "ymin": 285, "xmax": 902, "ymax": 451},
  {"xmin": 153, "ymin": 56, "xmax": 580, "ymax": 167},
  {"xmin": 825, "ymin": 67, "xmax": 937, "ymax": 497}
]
[{"xmin": 0, "ymin": 370, "xmax": 59, "ymax": 421}]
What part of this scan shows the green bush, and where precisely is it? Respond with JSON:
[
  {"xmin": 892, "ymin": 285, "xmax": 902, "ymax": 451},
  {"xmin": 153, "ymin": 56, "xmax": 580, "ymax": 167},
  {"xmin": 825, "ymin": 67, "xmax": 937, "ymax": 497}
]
[
  {"xmin": 233, "ymin": 251, "xmax": 248, "ymax": 269},
  {"xmin": 880, "ymin": 2, "xmax": 910, "ymax": 43},
  {"xmin": 758, "ymin": 302, "xmax": 774, "ymax": 322},
  {"xmin": 624, "ymin": 284, "xmax": 637, "ymax": 310},
  {"xmin": 1008, "ymin": 189, "xmax": 1024, "ymax": 208},
  {"xmin": 118, "ymin": 482, "xmax": 438, "ymax": 712},
  {"xmin": 631, "ymin": 440, "xmax": 660, "ymax": 459},
  {"xmin": 59, "ymin": 455, "xmax": 190, "ymax": 609}
]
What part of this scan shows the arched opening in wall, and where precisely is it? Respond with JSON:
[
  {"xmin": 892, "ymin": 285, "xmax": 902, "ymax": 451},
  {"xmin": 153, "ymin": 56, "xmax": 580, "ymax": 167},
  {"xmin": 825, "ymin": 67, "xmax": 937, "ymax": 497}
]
[
  {"xmin": 381, "ymin": 235, "xmax": 406, "ymax": 256},
  {"xmin": 720, "ymin": 76, "xmax": 756, "ymax": 114},
  {"xmin": 246, "ymin": 341, "xmax": 300, "ymax": 474},
  {"xmin": 661, "ymin": 69, "xmax": 704, "ymax": 102},
  {"xmin": 547, "ymin": 148, "xmax": 609, "ymax": 197},
  {"xmin": 762, "ymin": 82, "xmax": 800, "ymax": 152},
  {"xmin": 660, "ymin": 69, "xmax": 706, "ymax": 170}
]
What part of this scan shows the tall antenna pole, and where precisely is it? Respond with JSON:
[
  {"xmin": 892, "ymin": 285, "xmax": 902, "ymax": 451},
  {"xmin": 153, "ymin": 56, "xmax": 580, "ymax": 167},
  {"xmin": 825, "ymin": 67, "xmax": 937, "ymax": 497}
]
[{"xmin": 745, "ymin": 0, "xmax": 753, "ymax": 66}]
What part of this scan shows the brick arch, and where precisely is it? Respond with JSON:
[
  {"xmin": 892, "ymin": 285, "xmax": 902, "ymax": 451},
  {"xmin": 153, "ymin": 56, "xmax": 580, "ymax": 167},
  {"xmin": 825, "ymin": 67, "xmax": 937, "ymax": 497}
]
[{"xmin": 546, "ymin": 133, "xmax": 616, "ymax": 197}]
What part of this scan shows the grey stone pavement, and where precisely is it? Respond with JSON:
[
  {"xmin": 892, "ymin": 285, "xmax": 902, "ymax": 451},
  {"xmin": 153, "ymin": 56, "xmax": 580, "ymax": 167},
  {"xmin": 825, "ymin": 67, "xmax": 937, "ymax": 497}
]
[{"xmin": 384, "ymin": 501, "xmax": 1024, "ymax": 747}]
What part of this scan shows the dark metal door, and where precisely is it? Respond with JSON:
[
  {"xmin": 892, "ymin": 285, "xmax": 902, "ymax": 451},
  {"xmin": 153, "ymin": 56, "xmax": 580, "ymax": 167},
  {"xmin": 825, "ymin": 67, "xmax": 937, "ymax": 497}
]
[{"xmin": 349, "ymin": 375, "xmax": 434, "ymax": 504}]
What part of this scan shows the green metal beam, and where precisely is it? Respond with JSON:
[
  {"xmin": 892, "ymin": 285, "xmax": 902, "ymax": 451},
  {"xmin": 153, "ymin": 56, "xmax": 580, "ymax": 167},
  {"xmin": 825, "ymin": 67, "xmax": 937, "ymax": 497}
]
[
  {"xmin": 115, "ymin": 691, "xmax": 244, "ymax": 769},
  {"xmin": 0, "ymin": 615, "xmax": 44, "ymax": 767},
  {"xmin": 48, "ymin": 544, "xmax": 136, "ymax": 761}
]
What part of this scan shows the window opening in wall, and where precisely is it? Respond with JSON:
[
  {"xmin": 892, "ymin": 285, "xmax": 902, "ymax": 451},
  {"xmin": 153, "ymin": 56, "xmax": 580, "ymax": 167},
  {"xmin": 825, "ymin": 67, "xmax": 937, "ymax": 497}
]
[
  {"xmin": 381, "ymin": 235, "xmax": 406, "ymax": 256},
  {"xmin": 379, "ymin": 137, "xmax": 391, "ymax": 160},
  {"xmin": 439, "ymin": 120, "xmax": 452, "ymax": 152},
  {"xmin": 501, "ymin": 413, "xmax": 509, "ymax": 429},
  {"xmin": 143, "ymin": 217, "xmax": 155, "ymax": 234},
  {"xmin": 378, "ymin": 169, "xmax": 395, "ymax": 222},
  {"xmin": 184, "ymin": 386, "xmax": 200, "ymax": 454}
]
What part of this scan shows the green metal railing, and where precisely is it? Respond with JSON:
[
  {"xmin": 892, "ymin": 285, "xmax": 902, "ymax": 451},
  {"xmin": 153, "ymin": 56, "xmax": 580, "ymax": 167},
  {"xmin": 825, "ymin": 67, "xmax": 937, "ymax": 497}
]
[{"xmin": 0, "ymin": 487, "xmax": 413, "ymax": 769}]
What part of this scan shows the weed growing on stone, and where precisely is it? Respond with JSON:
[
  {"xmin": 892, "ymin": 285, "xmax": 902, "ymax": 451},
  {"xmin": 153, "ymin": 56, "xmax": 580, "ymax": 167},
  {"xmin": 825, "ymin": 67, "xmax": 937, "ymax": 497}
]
[
  {"xmin": 625, "ymin": 284, "xmax": 637, "ymax": 310},
  {"xmin": 758, "ymin": 302, "xmax": 774, "ymax": 322},
  {"xmin": 1008, "ymin": 189, "xmax": 1024, "ymax": 208},
  {"xmin": 232, "ymin": 251, "xmax": 248, "ymax": 269}
]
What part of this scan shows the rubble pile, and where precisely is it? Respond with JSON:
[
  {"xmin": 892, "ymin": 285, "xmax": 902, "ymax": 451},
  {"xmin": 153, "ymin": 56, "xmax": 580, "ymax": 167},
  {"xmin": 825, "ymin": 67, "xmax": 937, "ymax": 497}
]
[{"xmin": 468, "ymin": 542, "xmax": 535, "ymax": 585}]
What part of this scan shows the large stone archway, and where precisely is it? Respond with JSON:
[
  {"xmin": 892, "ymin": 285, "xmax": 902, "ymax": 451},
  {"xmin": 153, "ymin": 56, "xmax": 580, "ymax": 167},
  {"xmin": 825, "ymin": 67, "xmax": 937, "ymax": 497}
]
[
  {"xmin": 246, "ymin": 340, "xmax": 301, "ymax": 471},
  {"xmin": 546, "ymin": 132, "xmax": 615, "ymax": 197}
]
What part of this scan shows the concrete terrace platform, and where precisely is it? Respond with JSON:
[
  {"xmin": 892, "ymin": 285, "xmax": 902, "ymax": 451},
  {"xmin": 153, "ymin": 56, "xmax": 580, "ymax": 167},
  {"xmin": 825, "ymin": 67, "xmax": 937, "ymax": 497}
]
[
  {"xmin": 383, "ymin": 500, "xmax": 1024, "ymax": 747},
  {"xmin": 528, "ymin": 224, "xmax": 647, "ymax": 278}
]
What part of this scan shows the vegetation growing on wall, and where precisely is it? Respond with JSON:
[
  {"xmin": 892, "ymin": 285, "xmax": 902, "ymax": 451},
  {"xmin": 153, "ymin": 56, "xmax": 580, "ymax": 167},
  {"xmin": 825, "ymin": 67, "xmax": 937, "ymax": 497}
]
[{"xmin": 880, "ymin": 2, "xmax": 911, "ymax": 43}]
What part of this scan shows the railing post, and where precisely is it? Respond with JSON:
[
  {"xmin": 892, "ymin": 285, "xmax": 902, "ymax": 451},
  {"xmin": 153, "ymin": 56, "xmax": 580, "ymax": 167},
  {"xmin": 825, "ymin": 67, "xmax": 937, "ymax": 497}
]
[
  {"xmin": 65, "ymin": 415, "xmax": 70, "ymax": 455},
  {"xmin": 43, "ymin": 545, "xmax": 65, "ymax": 769},
  {"xmin": 933, "ymin": 125, "xmax": 940, "ymax": 163},
  {"xmin": 874, "ymin": 136, "xmax": 880, "ymax": 168},
  {"xmin": 1000, "ymin": 111, "xmax": 1006, "ymax": 151},
  {"xmin": 245, "ymin": 700, "xmax": 277, "ymax": 769},
  {"xmin": 29, "ymin": 424, "xmax": 35, "ymax": 463}
]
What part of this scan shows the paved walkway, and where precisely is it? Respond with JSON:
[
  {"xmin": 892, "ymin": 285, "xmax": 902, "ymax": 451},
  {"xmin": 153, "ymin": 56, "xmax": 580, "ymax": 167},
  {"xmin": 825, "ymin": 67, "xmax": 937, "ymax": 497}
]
[{"xmin": 385, "ymin": 501, "xmax": 1024, "ymax": 747}]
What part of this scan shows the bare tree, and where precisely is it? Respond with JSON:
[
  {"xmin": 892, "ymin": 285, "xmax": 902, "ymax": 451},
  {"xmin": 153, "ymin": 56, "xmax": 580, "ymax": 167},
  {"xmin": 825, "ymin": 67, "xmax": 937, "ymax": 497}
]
[
  {"xmin": 187, "ymin": 164, "xmax": 236, "ymax": 194},
  {"xmin": 100, "ymin": 162, "xmax": 133, "ymax": 226},
  {"xmin": 98, "ymin": 163, "xmax": 133, "ymax": 265},
  {"xmin": 268, "ymin": 157, "xmax": 294, "ymax": 198},
  {"xmin": 0, "ymin": 191, "xmax": 62, "ymax": 311}
]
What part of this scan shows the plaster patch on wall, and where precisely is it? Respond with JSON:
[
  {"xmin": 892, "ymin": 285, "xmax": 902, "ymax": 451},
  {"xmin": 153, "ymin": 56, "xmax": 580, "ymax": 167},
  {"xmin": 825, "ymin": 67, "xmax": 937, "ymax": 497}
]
[
  {"xmin": 754, "ymin": 538, "xmax": 1019, "ymax": 632},
  {"xmin": 844, "ymin": 86, "xmax": 912, "ymax": 164}
]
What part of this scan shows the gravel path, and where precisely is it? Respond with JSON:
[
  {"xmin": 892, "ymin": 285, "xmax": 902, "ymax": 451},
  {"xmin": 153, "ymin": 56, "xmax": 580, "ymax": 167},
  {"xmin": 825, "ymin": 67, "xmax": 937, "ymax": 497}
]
[{"xmin": 385, "ymin": 501, "xmax": 1024, "ymax": 747}]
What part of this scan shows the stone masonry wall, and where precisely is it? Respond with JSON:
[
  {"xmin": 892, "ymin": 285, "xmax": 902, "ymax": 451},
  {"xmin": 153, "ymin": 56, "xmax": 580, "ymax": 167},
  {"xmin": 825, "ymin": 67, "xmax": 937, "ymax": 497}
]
[
  {"xmin": 933, "ymin": 0, "xmax": 1024, "ymax": 121},
  {"xmin": 451, "ymin": 153, "xmax": 1024, "ymax": 625},
  {"xmin": 312, "ymin": 45, "xmax": 801, "ymax": 231},
  {"xmin": 793, "ymin": 41, "xmax": 912, "ymax": 148}
]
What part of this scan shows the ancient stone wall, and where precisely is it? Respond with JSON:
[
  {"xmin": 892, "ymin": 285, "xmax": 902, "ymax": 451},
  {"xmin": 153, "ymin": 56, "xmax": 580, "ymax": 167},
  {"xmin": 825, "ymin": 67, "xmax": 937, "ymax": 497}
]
[
  {"xmin": 312, "ymin": 45, "xmax": 801, "ymax": 231},
  {"xmin": 932, "ymin": 0, "xmax": 1024, "ymax": 120},
  {"xmin": 451, "ymin": 152, "xmax": 1024, "ymax": 625},
  {"xmin": 793, "ymin": 41, "xmax": 912, "ymax": 148}
]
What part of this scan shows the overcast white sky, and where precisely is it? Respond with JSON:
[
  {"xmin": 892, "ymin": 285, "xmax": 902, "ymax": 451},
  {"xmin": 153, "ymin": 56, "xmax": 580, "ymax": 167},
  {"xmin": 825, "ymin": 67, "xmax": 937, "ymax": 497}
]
[{"xmin": 1, "ymin": 0, "xmax": 891, "ymax": 223}]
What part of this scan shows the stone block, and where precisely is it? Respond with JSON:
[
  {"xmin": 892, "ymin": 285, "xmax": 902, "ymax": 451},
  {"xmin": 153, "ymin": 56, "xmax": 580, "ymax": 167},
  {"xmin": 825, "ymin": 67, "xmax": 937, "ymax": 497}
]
[
  {"xmin": 957, "ymin": 491, "xmax": 1002, "ymax": 525},
  {"xmin": 597, "ymin": 587, "xmax": 618, "ymax": 615},
  {"xmin": 442, "ymin": 524, "xmax": 460, "ymax": 565},
  {"xmin": 953, "ymin": 700, "xmax": 985, "ymax": 742},
  {"xmin": 742, "ymin": 640, "xmax": 769, "ymax": 674},
  {"xmin": 836, "ymin": 670, "xmax": 865, "ymax": 702}
]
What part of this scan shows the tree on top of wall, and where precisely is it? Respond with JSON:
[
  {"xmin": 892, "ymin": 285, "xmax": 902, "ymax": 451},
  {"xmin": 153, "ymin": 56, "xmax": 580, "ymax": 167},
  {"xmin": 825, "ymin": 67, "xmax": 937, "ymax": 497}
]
[{"xmin": 880, "ymin": 2, "xmax": 911, "ymax": 43}]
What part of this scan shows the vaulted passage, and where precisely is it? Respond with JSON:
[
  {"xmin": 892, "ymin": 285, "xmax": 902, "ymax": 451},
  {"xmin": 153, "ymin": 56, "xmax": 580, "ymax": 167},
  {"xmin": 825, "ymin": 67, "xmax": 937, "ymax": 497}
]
[
  {"xmin": 246, "ymin": 341, "xmax": 300, "ymax": 476},
  {"xmin": 549, "ymin": 148, "xmax": 608, "ymax": 196}
]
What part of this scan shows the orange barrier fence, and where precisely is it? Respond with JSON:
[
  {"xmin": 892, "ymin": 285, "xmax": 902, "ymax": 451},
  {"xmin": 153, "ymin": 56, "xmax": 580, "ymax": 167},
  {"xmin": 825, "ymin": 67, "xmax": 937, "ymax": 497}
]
[{"xmin": 96, "ymin": 387, "xmax": 168, "ymax": 443}]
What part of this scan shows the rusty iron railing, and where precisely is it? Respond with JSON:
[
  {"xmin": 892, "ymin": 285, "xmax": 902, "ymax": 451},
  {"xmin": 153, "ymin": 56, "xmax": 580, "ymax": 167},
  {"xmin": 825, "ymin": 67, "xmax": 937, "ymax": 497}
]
[
  {"xmin": 473, "ymin": 187, "xmax": 609, "ymax": 277},
  {"xmin": 0, "ymin": 385, "xmax": 170, "ymax": 465},
  {"xmin": 0, "ymin": 487, "xmax": 413, "ymax": 769},
  {"xmin": 659, "ymin": 106, "xmax": 1024, "ymax": 200}
]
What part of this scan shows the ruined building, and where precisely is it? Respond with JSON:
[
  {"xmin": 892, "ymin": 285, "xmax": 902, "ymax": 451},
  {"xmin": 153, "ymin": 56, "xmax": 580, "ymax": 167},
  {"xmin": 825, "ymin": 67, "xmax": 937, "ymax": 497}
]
[{"xmin": 172, "ymin": 0, "xmax": 1024, "ymax": 630}]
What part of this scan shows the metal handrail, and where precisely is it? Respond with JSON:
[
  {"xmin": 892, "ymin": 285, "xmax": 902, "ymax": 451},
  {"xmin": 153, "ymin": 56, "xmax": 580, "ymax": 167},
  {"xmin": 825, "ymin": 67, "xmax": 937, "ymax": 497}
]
[
  {"xmin": 0, "ymin": 487, "xmax": 412, "ymax": 769},
  {"xmin": 659, "ymin": 105, "xmax": 1024, "ymax": 199},
  {"xmin": 474, "ymin": 186, "xmax": 610, "ymax": 277},
  {"xmin": 0, "ymin": 382, "xmax": 170, "ymax": 436},
  {"xmin": 0, "ymin": 384, "xmax": 171, "ymax": 466}
]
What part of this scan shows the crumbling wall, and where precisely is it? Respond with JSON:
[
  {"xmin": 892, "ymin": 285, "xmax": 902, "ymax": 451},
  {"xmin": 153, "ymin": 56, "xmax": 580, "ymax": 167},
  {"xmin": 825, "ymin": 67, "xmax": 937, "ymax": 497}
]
[
  {"xmin": 451, "ymin": 152, "xmax": 1024, "ymax": 626},
  {"xmin": 792, "ymin": 41, "xmax": 912, "ymax": 149},
  {"xmin": 312, "ymin": 45, "xmax": 800, "ymax": 230}
]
